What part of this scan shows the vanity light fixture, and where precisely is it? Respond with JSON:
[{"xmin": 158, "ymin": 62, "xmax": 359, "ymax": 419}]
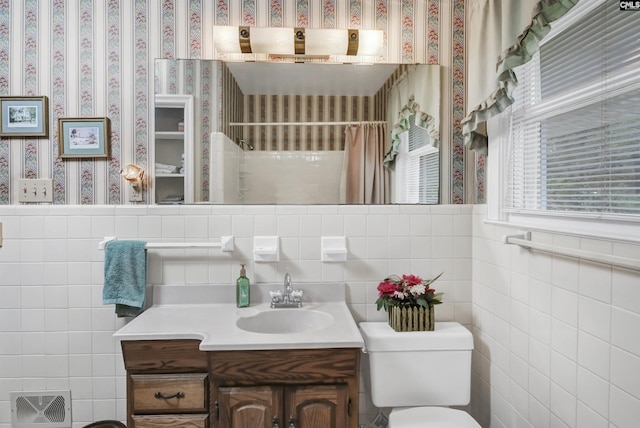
[{"xmin": 212, "ymin": 26, "xmax": 383, "ymax": 59}]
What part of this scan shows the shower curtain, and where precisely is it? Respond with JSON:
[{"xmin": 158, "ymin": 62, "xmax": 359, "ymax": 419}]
[{"xmin": 340, "ymin": 123, "xmax": 389, "ymax": 204}]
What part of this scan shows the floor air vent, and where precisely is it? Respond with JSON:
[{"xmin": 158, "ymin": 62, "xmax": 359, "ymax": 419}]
[{"xmin": 10, "ymin": 391, "xmax": 71, "ymax": 428}]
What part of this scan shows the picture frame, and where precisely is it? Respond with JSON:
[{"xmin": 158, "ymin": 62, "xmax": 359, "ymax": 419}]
[
  {"xmin": 0, "ymin": 96, "xmax": 49, "ymax": 137},
  {"xmin": 58, "ymin": 117, "xmax": 111, "ymax": 159}
]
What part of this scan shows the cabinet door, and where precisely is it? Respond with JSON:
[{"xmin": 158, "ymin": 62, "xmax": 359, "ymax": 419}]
[
  {"xmin": 217, "ymin": 386, "xmax": 283, "ymax": 428},
  {"xmin": 286, "ymin": 385, "xmax": 349, "ymax": 428}
]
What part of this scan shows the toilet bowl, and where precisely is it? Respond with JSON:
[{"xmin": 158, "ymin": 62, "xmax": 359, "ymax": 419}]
[{"xmin": 359, "ymin": 322, "xmax": 480, "ymax": 428}]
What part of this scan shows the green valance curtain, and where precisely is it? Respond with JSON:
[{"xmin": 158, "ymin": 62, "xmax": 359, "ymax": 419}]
[
  {"xmin": 462, "ymin": 0, "xmax": 579, "ymax": 153},
  {"xmin": 384, "ymin": 65, "xmax": 440, "ymax": 168}
]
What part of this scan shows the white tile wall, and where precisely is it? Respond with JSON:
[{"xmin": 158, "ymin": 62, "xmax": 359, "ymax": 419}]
[
  {"xmin": 0, "ymin": 204, "xmax": 472, "ymax": 427},
  {"xmin": 5, "ymin": 203, "xmax": 639, "ymax": 427},
  {"xmin": 471, "ymin": 205, "xmax": 640, "ymax": 428}
]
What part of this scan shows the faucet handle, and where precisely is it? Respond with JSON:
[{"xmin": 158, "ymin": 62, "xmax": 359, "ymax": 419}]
[
  {"xmin": 291, "ymin": 290, "xmax": 303, "ymax": 300},
  {"xmin": 269, "ymin": 290, "xmax": 283, "ymax": 301}
]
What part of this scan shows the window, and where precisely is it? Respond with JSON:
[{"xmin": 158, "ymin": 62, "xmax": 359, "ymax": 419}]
[
  {"xmin": 394, "ymin": 113, "xmax": 439, "ymax": 204},
  {"xmin": 499, "ymin": 0, "xmax": 640, "ymax": 238}
]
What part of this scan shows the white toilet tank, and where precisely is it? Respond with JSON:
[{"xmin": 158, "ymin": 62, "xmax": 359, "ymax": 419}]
[{"xmin": 359, "ymin": 321, "xmax": 474, "ymax": 408}]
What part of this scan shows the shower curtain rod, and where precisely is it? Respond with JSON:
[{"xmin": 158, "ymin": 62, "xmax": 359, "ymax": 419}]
[{"xmin": 229, "ymin": 120, "xmax": 387, "ymax": 126}]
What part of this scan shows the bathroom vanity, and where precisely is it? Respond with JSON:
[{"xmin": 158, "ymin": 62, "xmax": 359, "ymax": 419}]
[{"xmin": 115, "ymin": 283, "xmax": 364, "ymax": 428}]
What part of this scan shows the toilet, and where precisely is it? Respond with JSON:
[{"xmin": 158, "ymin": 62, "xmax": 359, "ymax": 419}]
[{"xmin": 359, "ymin": 321, "xmax": 480, "ymax": 428}]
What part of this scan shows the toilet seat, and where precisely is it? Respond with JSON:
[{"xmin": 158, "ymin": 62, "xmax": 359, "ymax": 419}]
[{"xmin": 389, "ymin": 407, "xmax": 480, "ymax": 428}]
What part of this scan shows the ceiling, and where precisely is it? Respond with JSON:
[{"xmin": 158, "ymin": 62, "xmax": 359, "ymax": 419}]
[{"xmin": 226, "ymin": 62, "xmax": 399, "ymax": 97}]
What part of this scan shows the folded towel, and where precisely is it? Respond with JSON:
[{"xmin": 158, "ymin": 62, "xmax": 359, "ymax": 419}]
[
  {"xmin": 156, "ymin": 167, "xmax": 177, "ymax": 174},
  {"xmin": 102, "ymin": 240, "xmax": 147, "ymax": 317},
  {"xmin": 155, "ymin": 162, "xmax": 178, "ymax": 173}
]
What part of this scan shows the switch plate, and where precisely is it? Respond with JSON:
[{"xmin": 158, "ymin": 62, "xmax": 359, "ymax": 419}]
[
  {"xmin": 18, "ymin": 179, "xmax": 53, "ymax": 203},
  {"xmin": 128, "ymin": 184, "xmax": 143, "ymax": 202}
]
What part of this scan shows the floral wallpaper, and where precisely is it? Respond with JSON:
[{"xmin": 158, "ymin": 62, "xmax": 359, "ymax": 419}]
[{"xmin": 0, "ymin": 0, "xmax": 474, "ymax": 205}]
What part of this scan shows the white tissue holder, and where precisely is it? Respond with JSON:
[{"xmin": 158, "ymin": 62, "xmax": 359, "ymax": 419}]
[
  {"xmin": 253, "ymin": 236, "xmax": 279, "ymax": 262},
  {"xmin": 321, "ymin": 236, "xmax": 347, "ymax": 262}
]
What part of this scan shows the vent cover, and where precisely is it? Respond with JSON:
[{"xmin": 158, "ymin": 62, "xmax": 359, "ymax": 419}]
[{"xmin": 10, "ymin": 391, "xmax": 71, "ymax": 428}]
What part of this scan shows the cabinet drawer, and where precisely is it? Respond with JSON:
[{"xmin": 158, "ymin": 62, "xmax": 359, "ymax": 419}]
[
  {"xmin": 132, "ymin": 414, "xmax": 208, "ymax": 428},
  {"xmin": 132, "ymin": 373, "xmax": 208, "ymax": 413},
  {"xmin": 121, "ymin": 340, "xmax": 207, "ymax": 372}
]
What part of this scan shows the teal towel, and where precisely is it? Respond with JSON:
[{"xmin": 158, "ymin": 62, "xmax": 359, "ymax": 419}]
[{"xmin": 102, "ymin": 240, "xmax": 147, "ymax": 317}]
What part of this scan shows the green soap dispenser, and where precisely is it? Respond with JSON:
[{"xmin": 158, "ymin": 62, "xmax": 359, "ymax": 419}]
[{"xmin": 236, "ymin": 264, "xmax": 250, "ymax": 308}]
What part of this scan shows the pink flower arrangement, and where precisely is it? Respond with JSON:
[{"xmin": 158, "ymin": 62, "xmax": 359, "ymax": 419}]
[{"xmin": 376, "ymin": 273, "xmax": 444, "ymax": 311}]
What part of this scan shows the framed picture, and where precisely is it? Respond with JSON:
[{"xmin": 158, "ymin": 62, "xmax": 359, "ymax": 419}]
[
  {"xmin": 0, "ymin": 96, "xmax": 49, "ymax": 137},
  {"xmin": 58, "ymin": 117, "xmax": 111, "ymax": 159}
]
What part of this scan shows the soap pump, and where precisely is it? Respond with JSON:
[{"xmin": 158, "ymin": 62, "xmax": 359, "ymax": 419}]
[{"xmin": 236, "ymin": 263, "xmax": 250, "ymax": 308}]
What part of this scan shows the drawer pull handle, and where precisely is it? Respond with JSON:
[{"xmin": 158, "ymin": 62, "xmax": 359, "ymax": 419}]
[{"xmin": 154, "ymin": 391, "xmax": 185, "ymax": 400}]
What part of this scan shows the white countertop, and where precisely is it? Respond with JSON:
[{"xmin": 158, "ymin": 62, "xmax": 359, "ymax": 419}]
[{"xmin": 112, "ymin": 283, "xmax": 365, "ymax": 351}]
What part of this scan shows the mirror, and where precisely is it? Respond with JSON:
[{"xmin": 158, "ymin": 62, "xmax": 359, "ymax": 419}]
[{"xmin": 154, "ymin": 59, "xmax": 440, "ymax": 205}]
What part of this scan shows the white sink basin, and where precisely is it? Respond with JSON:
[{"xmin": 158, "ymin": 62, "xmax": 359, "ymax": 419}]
[
  {"xmin": 236, "ymin": 309, "xmax": 334, "ymax": 334},
  {"xmin": 113, "ymin": 283, "xmax": 365, "ymax": 350}
]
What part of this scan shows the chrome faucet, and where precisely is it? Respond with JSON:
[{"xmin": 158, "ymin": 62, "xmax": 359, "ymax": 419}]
[
  {"xmin": 270, "ymin": 272, "xmax": 303, "ymax": 308},
  {"xmin": 284, "ymin": 273, "xmax": 293, "ymax": 302}
]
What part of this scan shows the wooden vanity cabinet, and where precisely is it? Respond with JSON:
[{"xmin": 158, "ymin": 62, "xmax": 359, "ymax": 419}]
[
  {"xmin": 121, "ymin": 340, "xmax": 210, "ymax": 428},
  {"xmin": 121, "ymin": 342, "xmax": 360, "ymax": 428},
  {"xmin": 209, "ymin": 348, "xmax": 359, "ymax": 428}
]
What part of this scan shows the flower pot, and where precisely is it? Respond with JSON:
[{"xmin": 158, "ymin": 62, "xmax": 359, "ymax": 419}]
[{"xmin": 388, "ymin": 305, "xmax": 434, "ymax": 332}]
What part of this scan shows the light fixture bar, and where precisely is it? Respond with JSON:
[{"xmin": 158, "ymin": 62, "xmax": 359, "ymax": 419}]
[{"xmin": 213, "ymin": 26, "xmax": 383, "ymax": 58}]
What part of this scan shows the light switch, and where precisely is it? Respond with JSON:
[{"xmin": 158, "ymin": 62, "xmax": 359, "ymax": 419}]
[{"xmin": 17, "ymin": 179, "xmax": 53, "ymax": 203}]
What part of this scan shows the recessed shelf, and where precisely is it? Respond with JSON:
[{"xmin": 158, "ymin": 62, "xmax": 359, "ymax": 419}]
[
  {"xmin": 155, "ymin": 131, "xmax": 185, "ymax": 139},
  {"xmin": 156, "ymin": 173, "xmax": 185, "ymax": 178},
  {"xmin": 154, "ymin": 94, "xmax": 194, "ymax": 204}
]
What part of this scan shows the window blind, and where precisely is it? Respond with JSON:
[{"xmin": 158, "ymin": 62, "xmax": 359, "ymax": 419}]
[
  {"xmin": 396, "ymin": 114, "xmax": 439, "ymax": 204},
  {"xmin": 506, "ymin": 0, "xmax": 640, "ymax": 217}
]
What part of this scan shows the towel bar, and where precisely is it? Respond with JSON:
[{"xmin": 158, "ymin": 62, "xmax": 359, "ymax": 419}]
[
  {"xmin": 504, "ymin": 232, "xmax": 639, "ymax": 272},
  {"xmin": 98, "ymin": 236, "xmax": 234, "ymax": 252}
]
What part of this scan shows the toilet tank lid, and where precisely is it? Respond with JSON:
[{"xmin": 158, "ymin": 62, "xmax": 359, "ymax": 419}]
[{"xmin": 359, "ymin": 322, "xmax": 473, "ymax": 352}]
